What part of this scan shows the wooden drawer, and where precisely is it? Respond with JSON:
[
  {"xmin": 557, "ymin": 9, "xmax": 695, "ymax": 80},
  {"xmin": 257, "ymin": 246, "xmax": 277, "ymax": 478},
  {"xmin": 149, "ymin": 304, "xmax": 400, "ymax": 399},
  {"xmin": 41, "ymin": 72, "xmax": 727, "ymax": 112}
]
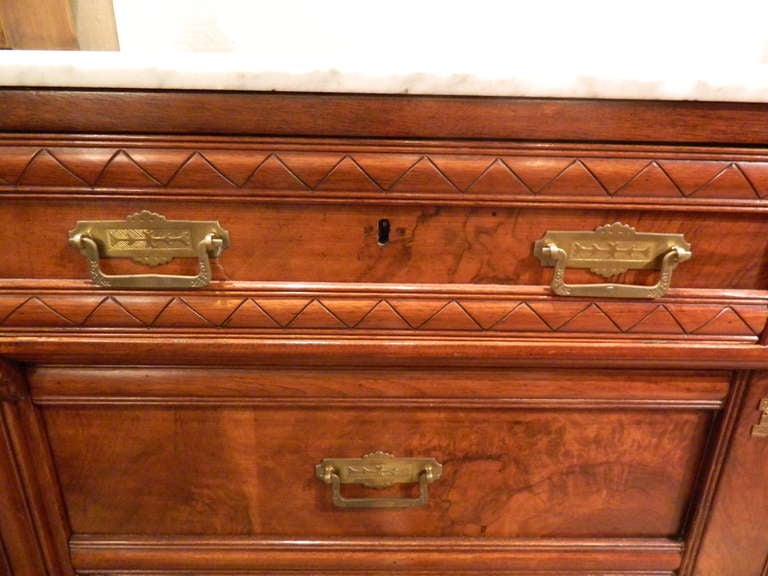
[
  {"xmin": 26, "ymin": 366, "xmax": 729, "ymax": 573},
  {"xmin": 3, "ymin": 157, "xmax": 768, "ymax": 346},
  {"xmin": 3, "ymin": 152, "xmax": 768, "ymax": 291},
  {"xmin": 2, "ymin": 136, "xmax": 768, "ymax": 347},
  {"xmin": 2, "ymin": 198, "xmax": 766, "ymax": 288}
]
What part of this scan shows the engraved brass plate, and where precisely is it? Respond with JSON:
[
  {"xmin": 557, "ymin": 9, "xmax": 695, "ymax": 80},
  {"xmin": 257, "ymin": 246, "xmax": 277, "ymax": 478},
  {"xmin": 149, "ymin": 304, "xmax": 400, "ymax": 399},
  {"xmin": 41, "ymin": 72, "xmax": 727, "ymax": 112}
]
[
  {"xmin": 534, "ymin": 222, "xmax": 691, "ymax": 298},
  {"xmin": 68, "ymin": 211, "xmax": 230, "ymax": 289},
  {"xmin": 315, "ymin": 451, "xmax": 442, "ymax": 508},
  {"xmin": 753, "ymin": 398, "xmax": 768, "ymax": 438}
]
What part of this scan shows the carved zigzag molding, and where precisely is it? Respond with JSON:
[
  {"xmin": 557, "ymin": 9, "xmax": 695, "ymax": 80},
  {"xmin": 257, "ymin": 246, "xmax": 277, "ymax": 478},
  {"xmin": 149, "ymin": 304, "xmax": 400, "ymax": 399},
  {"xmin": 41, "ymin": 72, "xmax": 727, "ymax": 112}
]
[
  {"xmin": 0, "ymin": 292, "xmax": 764, "ymax": 338},
  {"xmin": 1, "ymin": 146, "xmax": 768, "ymax": 199}
]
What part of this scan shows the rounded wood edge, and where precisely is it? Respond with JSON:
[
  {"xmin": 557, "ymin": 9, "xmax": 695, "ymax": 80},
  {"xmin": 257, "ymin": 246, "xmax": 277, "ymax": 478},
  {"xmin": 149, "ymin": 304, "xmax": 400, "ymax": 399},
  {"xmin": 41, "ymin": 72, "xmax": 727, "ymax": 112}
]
[
  {"xmin": 69, "ymin": 536, "xmax": 683, "ymax": 572},
  {"xmin": 0, "ymin": 90, "xmax": 767, "ymax": 144},
  {"xmin": 2, "ymin": 335, "xmax": 767, "ymax": 368}
]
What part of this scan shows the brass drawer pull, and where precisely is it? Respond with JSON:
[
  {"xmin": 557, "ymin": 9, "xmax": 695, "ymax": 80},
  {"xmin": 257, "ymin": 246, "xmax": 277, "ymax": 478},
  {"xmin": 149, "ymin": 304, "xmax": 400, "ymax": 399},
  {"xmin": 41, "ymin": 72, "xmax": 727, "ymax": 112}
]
[
  {"xmin": 68, "ymin": 211, "xmax": 230, "ymax": 290},
  {"xmin": 315, "ymin": 451, "xmax": 442, "ymax": 509},
  {"xmin": 534, "ymin": 222, "xmax": 691, "ymax": 299}
]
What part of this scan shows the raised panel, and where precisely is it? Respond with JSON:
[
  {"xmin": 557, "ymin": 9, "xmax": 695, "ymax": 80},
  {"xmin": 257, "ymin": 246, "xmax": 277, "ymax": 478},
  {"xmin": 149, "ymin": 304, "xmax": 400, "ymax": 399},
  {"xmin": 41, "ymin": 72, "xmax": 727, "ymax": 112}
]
[
  {"xmin": 34, "ymin": 368, "xmax": 724, "ymax": 539},
  {"xmin": 43, "ymin": 405, "xmax": 711, "ymax": 538}
]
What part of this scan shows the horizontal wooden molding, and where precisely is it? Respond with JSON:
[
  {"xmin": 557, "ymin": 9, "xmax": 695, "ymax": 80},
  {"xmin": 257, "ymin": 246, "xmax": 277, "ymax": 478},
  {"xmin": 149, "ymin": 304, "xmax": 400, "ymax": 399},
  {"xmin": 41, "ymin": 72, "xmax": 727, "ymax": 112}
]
[
  {"xmin": 78, "ymin": 571, "xmax": 676, "ymax": 576},
  {"xmin": 0, "ymin": 285, "xmax": 764, "ymax": 340},
  {"xmin": 29, "ymin": 365, "xmax": 728, "ymax": 407},
  {"xmin": 31, "ymin": 396, "xmax": 724, "ymax": 410},
  {"xmin": 69, "ymin": 535, "xmax": 685, "ymax": 550},
  {"xmin": 69, "ymin": 536, "xmax": 683, "ymax": 573},
  {"xmin": 2, "ymin": 334, "xmax": 768, "ymax": 369},
  {"xmin": 1, "ymin": 140, "xmax": 768, "ymax": 209},
  {"xmin": 1, "ymin": 91, "xmax": 767, "ymax": 145}
]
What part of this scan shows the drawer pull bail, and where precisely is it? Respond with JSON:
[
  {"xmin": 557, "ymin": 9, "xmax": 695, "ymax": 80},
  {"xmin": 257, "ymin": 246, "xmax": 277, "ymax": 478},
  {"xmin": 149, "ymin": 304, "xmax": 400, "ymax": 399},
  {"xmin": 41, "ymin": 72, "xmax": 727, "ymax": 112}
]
[
  {"xmin": 315, "ymin": 451, "xmax": 442, "ymax": 509},
  {"xmin": 534, "ymin": 222, "xmax": 691, "ymax": 299},
  {"xmin": 68, "ymin": 211, "xmax": 230, "ymax": 290}
]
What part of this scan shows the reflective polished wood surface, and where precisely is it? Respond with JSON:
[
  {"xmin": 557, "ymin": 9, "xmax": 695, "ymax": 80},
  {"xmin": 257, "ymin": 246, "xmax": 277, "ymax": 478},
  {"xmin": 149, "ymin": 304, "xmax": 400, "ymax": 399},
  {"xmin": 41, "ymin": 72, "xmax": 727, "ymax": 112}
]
[{"xmin": 0, "ymin": 91, "xmax": 767, "ymax": 576}]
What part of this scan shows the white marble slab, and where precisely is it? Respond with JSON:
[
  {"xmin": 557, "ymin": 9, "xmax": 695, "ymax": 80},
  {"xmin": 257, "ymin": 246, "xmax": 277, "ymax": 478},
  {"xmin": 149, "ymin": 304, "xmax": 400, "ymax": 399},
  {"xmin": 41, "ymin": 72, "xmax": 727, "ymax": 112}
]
[
  {"xmin": 3, "ymin": 0, "xmax": 768, "ymax": 101},
  {"xmin": 1, "ymin": 50, "xmax": 768, "ymax": 102}
]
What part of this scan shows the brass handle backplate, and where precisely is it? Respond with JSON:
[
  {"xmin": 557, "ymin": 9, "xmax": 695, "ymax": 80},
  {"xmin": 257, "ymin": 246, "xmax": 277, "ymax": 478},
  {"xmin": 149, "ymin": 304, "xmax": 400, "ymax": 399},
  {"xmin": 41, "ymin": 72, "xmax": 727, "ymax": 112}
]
[
  {"xmin": 315, "ymin": 451, "xmax": 442, "ymax": 509},
  {"xmin": 534, "ymin": 222, "xmax": 691, "ymax": 299},
  {"xmin": 68, "ymin": 211, "xmax": 230, "ymax": 290},
  {"xmin": 753, "ymin": 398, "xmax": 768, "ymax": 438}
]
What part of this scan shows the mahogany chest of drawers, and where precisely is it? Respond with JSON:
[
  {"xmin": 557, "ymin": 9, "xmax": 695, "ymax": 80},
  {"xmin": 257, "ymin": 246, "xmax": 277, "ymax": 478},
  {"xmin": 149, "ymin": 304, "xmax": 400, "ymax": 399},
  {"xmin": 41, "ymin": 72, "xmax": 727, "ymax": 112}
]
[{"xmin": 1, "ymin": 90, "xmax": 767, "ymax": 576}]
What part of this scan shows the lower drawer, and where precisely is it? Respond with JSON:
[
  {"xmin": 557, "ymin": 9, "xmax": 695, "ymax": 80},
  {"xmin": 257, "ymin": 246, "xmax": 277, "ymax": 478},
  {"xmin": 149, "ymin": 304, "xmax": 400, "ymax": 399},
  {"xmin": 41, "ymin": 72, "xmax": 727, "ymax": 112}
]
[{"xmin": 31, "ymin": 367, "xmax": 726, "ymax": 543}]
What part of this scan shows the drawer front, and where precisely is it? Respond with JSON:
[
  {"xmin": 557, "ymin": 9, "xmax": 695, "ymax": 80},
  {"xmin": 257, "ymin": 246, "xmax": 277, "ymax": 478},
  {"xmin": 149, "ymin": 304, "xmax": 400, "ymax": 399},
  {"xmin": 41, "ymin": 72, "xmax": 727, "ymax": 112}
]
[
  {"xmin": 31, "ymin": 367, "xmax": 726, "ymax": 539},
  {"xmin": 2, "ymin": 198, "xmax": 767, "ymax": 290},
  {"xmin": 3, "ymin": 140, "xmax": 768, "ymax": 294},
  {"xmin": 4, "ymin": 139, "xmax": 768, "ymax": 351}
]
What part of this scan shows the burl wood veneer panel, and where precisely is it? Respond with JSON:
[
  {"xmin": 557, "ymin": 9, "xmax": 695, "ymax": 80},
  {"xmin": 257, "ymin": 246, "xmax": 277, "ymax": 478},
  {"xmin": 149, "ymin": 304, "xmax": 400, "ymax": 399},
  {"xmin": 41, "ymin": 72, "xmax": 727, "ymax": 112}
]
[
  {"xmin": 2, "ymin": 199, "xmax": 768, "ymax": 289},
  {"xmin": 35, "ymin": 367, "xmax": 724, "ymax": 539}
]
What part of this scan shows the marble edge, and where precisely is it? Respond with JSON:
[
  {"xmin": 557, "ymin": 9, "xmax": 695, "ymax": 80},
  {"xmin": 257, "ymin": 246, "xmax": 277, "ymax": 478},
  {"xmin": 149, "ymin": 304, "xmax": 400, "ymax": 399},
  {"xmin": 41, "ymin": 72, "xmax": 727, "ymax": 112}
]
[{"xmin": 2, "ymin": 52, "xmax": 768, "ymax": 102}]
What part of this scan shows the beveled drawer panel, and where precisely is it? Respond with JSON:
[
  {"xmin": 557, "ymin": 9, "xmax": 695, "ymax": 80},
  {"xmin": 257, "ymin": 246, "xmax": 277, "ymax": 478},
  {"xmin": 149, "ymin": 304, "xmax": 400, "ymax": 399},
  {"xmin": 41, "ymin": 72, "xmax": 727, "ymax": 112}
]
[{"xmin": 32, "ymin": 367, "xmax": 726, "ymax": 539}]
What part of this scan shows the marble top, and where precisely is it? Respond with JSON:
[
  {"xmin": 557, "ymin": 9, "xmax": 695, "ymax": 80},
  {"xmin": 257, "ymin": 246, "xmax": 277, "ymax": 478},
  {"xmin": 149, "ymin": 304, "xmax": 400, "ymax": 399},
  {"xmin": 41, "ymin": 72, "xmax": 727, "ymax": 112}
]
[{"xmin": 2, "ymin": 51, "xmax": 768, "ymax": 103}]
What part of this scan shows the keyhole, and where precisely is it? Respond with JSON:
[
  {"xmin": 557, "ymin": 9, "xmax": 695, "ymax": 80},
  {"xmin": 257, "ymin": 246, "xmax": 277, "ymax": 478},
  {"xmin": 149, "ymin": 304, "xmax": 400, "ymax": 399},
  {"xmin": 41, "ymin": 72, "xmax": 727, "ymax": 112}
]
[{"xmin": 377, "ymin": 219, "xmax": 391, "ymax": 245}]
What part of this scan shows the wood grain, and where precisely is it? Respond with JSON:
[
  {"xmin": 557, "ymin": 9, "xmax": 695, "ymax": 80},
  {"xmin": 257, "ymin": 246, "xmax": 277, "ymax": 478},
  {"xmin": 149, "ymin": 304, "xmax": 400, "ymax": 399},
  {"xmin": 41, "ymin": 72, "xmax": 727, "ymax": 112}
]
[
  {"xmin": 4, "ymin": 333, "xmax": 768, "ymax": 368},
  {"xmin": 0, "ymin": 286, "xmax": 763, "ymax": 340},
  {"xmin": 1, "ymin": 91, "xmax": 767, "ymax": 575},
  {"xmin": 28, "ymin": 366, "xmax": 730, "ymax": 405},
  {"xmin": 70, "ymin": 0, "xmax": 119, "ymax": 51},
  {"xmin": 0, "ymin": 403, "xmax": 47, "ymax": 576},
  {"xmin": 0, "ymin": 0, "xmax": 78, "ymax": 50},
  {"xmin": 0, "ymin": 360, "xmax": 72, "ymax": 576},
  {"xmin": 69, "ymin": 536, "xmax": 683, "ymax": 573},
  {"xmin": 0, "ymin": 91, "xmax": 767, "ymax": 144},
  {"xmin": 0, "ymin": 17, "xmax": 8, "ymax": 49},
  {"xmin": 691, "ymin": 372, "xmax": 768, "ymax": 575},
  {"xmin": 678, "ymin": 372, "xmax": 750, "ymax": 575},
  {"xmin": 0, "ymin": 360, "xmax": 24, "ymax": 402},
  {"xmin": 0, "ymin": 359, "xmax": 45, "ymax": 576},
  {"xmin": 2, "ymin": 141, "xmax": 768, "ymax": 205},
  {"xmin": 39, "ymin": 366, "xmax": 717, "ymax": 539},
  {"xmin": 4, "ymin": 200, "xmax": 768, "ymax": 290}
]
